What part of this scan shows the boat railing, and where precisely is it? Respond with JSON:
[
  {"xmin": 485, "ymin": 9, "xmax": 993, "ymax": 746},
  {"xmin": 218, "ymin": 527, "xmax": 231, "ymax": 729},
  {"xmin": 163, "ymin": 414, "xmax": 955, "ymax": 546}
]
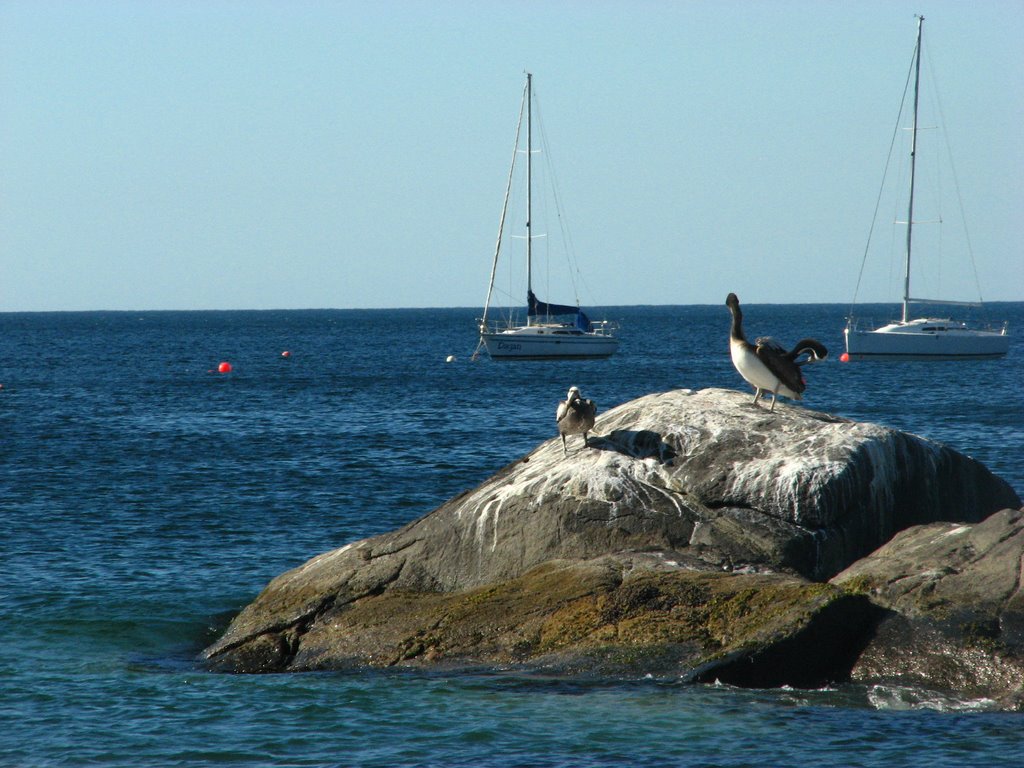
[
  {"xmin": 844, "ymin": 316, "xmax": 875, "ymax": 333},
  {"xmin": 477, "ymin": 317, "xmax": 523, "ymax": 333},
  {"xmin": 973, "ymin": 320, "xmax": 1012, "ymax": 336},
  {"xmin": 478, "ymin": 317, "xmax": 618, "ymax": 336},
  {"xmin": 588, "ymin": 319, "xmax": 619, "ymax": 336},
  {"xmin": 477, "ymin": 315, "xmax": 614, "ymax": 335}
]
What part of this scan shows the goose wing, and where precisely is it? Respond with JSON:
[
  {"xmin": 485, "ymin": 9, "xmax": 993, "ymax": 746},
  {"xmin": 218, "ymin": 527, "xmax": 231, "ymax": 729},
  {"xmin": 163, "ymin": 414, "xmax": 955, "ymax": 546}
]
[
  {"xmin": 754, "ymin": 340, "xmax": 805, "ymax": 395},
  {"xmin": 556, "ymin": 400, "xmax": 569, "ymax": 423},
  {"xmin": 581, "ymin": 399, "xmax": 597, "ymax": 429},
  {"xmin": 754, "ymin": 335, "xmax": 786, "ymax": 354}
]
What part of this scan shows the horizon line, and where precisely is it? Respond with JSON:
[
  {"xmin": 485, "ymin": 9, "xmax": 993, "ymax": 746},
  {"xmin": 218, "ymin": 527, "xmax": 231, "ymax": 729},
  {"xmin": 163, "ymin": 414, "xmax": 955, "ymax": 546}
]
[{"xmin": 2, "ymin": 299, "xmax": 1023, "ymax": 315}]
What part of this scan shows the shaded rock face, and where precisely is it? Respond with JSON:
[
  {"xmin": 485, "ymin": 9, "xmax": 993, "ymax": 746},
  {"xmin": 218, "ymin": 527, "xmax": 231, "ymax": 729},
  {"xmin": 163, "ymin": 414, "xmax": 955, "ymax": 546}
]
[
  {"xmin": 207, "ymin": 552, "xmax": 881, "ymax": 688},
  {"xmin": 203, "ymin": 388, "xmax": 1019, "ymax": 688},
  {"xmin": 832, "ymin": 508, "xmax": 1024, "ymax": 709}
]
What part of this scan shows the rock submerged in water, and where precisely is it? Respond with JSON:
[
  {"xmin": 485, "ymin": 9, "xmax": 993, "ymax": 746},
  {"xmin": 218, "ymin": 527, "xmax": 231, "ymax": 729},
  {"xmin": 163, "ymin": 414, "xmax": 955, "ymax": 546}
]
[
  {"xmin": 203, "ymin": 388, "xmax": 1021, "ymax": 706},
  {"xmin": 832, "ymin": 507, "xmax": 1024, "ymax": 710}
]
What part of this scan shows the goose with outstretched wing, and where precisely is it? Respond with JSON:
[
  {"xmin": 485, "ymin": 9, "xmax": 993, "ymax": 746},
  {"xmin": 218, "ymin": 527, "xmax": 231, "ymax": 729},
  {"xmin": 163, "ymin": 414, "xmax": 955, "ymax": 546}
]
[{"xmin": 726, "ymin": 293, "xmax": 828, "ymax": 412}]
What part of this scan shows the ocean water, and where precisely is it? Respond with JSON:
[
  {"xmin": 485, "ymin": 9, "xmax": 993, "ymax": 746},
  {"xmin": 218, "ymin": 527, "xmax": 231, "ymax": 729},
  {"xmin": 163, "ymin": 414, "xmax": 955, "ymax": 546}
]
[{"xmin": 2, "ymin": 303, "xmax": 1022, "ymax": 768}]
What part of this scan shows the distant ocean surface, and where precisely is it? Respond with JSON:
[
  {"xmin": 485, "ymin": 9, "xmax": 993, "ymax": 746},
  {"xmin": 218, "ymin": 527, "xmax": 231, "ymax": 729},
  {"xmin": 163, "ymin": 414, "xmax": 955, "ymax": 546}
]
[{"xmin": 2, "ymin": 303, "xmax": 1022, "ymax": 767}]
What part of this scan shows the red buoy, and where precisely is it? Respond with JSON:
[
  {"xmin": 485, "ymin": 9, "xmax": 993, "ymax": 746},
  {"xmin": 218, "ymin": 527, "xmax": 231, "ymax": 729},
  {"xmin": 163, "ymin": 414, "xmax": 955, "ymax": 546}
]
[
  {"xmin": 281, "ymin": 350, "xmax": 291, "ymax": 358},
  {"xmin": 839, "ymin": 352, "xmax": 850, "ymax": 363},
  {"xmin": 218, "ymin": 361, "xmax": 232, "ymax": 373}
]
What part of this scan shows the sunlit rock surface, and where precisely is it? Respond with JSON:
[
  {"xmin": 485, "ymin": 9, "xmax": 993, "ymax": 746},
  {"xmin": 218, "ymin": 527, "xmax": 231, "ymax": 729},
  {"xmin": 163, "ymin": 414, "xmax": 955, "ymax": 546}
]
[{"xmin": 203, "ymin": 388, "xmax": 1019, "ymax": 691}]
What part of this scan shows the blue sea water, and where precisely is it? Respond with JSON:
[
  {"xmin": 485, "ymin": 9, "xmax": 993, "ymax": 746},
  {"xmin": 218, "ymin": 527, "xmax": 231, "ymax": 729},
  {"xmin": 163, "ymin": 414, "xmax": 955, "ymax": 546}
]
[{"xmin": 2, "ymin": 303, "xmax": 1022, "ymax": 768}]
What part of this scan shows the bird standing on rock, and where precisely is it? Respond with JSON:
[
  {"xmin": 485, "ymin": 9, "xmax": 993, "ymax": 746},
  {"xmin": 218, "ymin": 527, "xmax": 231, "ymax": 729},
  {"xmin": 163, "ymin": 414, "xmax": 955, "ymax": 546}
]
[
  {"xmin": 726, "ymin": 293, "xmax": 828, "ymax": 412},
  {"xmin": 556, "ymin": 386, "xmax": 597, "ymax": 455}
]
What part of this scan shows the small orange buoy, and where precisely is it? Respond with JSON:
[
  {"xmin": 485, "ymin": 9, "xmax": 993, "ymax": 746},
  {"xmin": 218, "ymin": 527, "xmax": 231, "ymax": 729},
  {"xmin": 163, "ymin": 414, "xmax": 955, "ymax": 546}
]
[
  {"xmin": 839, "ymin": 352, "xmax": 850, "ymax": 363},
  {"xmin": 218, "ymin": 361, "xmax": 233, "ymax": 373},
  {"xmin": 281, "ymin": 350, "xmax": 291, "ymax": 358}
]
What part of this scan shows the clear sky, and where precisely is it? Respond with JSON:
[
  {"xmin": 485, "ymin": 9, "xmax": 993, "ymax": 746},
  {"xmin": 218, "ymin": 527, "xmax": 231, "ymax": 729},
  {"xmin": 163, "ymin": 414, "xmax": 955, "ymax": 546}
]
[{"xmin": 2, "ymin": 0, "xmax": 1021, "ymax": 311}]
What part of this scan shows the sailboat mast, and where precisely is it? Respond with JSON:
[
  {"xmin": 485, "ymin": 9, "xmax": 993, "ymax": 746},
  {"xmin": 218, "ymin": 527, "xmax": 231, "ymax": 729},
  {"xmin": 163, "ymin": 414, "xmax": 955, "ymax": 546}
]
[
  {"xmin": 480, "ymin": 79, "xmax": 529, "ymax": 331},
  {"xmin": 526, "ymin": 72, "xmax": 533, "ymax": 324},
  {"xmin": 903, "ymin": 15, "xmax": 924, "ymax": 324}
]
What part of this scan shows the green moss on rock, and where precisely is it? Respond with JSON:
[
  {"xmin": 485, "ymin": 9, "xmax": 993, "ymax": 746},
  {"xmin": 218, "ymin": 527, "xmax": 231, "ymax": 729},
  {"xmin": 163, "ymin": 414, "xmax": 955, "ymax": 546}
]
[{"xmin": 244, "ymin": 559, "xmax": 868, "ymax": 682}]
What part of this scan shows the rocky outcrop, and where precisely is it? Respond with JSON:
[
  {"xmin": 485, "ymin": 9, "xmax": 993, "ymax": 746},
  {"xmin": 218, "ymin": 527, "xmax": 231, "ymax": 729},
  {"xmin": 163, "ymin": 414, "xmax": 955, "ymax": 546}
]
[
  {"xmin": 203, "ymin": 388, "xmax": 1020, "ymax": 698},
  {"xmin": 208, "ymin": 553, "xmax": 880, "ymax": 683},
  {"xmin": 832, "ymin": 507, "xmax": 1024, "ymax": 709}
]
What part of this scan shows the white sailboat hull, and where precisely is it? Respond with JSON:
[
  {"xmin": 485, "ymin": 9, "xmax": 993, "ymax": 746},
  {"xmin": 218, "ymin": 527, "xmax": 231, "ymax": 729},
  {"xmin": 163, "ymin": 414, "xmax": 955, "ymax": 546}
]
[
  {"xmin": 844, "ymin": 318, "xmax": 1010, "ymax": 360},
  {"xmin": 481, "ymin": 325, "xmax": 618, "ymax": 360}
]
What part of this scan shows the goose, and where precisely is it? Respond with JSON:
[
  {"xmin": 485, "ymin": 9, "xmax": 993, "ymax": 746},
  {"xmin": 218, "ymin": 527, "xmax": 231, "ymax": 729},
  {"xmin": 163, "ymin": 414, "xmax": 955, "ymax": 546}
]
[
  {"xmin": 556, "ymin": 386, "xmax": 597, "ymax": 455},
  {"xmin": 726, "ymin": 293, "xmax": 828, "ymax": 412}
]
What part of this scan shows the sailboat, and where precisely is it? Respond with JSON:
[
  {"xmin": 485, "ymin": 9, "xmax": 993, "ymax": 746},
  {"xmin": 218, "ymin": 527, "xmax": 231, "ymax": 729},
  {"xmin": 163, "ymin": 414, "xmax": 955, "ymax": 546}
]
[
  {"xmin": 843, "ymin": 16, "xmax": 1009, "ymax": 361},
  {"xmin": 476, "ymin": 73, "xmax": 619, "ymax": 360}
]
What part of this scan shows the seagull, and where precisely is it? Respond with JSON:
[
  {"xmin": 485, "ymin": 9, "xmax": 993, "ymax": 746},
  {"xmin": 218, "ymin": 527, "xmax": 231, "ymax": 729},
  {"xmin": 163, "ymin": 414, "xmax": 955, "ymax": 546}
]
[
  {"xmin": 556, "ymin": 386, "xmax": 597, "ymax": 455},
  {"xmin": 726, "ymin": 293, "xmax": 828, "ymax": 412}
]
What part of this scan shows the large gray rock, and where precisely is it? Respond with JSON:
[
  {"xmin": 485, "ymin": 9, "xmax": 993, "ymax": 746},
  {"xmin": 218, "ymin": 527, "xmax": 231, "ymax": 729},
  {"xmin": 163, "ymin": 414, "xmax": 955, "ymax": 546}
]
[
  {"xmin": 203, "ymin": 388, "xmax": 1019, "ymax": 677},
  {"xmin": 832, "ymin": 507, "xmax": 1024, "ymax": 709}
]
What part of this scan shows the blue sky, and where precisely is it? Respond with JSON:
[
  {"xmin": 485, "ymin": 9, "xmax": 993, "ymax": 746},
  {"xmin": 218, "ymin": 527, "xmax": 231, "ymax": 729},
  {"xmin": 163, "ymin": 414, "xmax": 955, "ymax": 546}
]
[{"xmin": 2, "ymin": 0, "xmax": 1021, "ymax": 311}]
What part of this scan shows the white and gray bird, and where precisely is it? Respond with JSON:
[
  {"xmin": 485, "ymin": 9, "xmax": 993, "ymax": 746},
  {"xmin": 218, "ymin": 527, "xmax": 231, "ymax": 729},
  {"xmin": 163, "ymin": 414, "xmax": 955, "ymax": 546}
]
[
  {"xmin": 556, "ymin": 386, "xmax": 597, "ymax": 455},
  {"xmin": 726, "ymin": 293, "xmax": 828, "ymax": 412}
]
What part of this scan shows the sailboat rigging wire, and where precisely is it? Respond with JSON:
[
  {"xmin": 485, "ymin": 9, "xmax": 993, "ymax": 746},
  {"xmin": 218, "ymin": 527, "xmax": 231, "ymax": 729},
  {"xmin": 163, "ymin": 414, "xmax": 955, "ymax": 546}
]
[
  {"xmin": 532, "ymin": 87, "xmax": 591, "ymax": 309},
  {"xmin": 848, "ymin": 46, "xmax": 918, "ymax": 316},
  {"xmin": 924, "ymin": 43, "xmax": 986, "ymax": 303},
  {"xmin": 481, "ymin": 80, "xmax": 529, "ymax": 327}
]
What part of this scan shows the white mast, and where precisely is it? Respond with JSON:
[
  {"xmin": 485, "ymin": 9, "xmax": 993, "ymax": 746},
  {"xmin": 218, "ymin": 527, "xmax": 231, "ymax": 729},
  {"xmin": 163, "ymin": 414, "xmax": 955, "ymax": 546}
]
[
  {"xmin": 902, "ymin": 15, "xmax": 924, "ymax": 324},
  {"xmin": 526, "ymin": 72, "xmax": 534, "ymax": 326}
]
